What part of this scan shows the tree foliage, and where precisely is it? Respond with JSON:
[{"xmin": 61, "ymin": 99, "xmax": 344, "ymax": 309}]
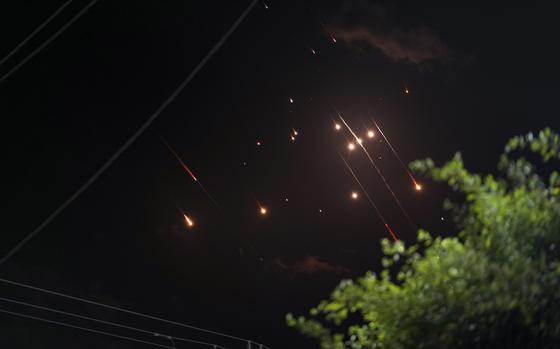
[{"xmin": 287, "ymin": 128, "xmax": 560, "ymax": 348}]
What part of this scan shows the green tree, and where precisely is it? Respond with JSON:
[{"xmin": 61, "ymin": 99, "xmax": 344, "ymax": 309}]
[{"xmin": 287, "ymin": 128, "xmax": 560, "ymax": 349}]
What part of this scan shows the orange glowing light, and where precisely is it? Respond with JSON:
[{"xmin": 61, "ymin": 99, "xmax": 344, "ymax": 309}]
[
  {"xmin": 183, "ymin": 214, "xmax": 194, "ymax": 228},
  {"xmin": 259, "ymin": 206, "xmax": 267, "ymax": 215},
  {"xmin": 351, "ymin": 191, "xmax": 359, "ymax": 200},
  {"xmin": 356, "ymin": 138, "xmax": 363, "ymax": 144},
  {"xmin": 335, "ymin": 123, "xmax": 341, "ymax": 131},
  {"xmin": 367, "ymin": 130, "xmax": 375, "ymax": 138},
  {"xmin": 348, "ymin": 142, "xmax": 355, "ymax": 150},
  {"xmin": 415, "ymin": 183, "xmax": 422, "ymax": 191}
]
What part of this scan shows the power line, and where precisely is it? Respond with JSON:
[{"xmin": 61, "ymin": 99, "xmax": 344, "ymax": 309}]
[
  {"xmin": 0, "ymin": 0, "xmax": 259, "ymax": 265},
  {"xmin": 0, "ymin": 0, "xmax": 100, "ymax": 85},
  {"xmin": 0, "ymin": 296, "xmax": 227, "ymax": 348},
  {"xmin": 0, "ymin": 277, "xmax": 271, "ymax": 349},
  {"xmin": 0, "ymin": 0, "xmax": 73, "ymax": 67},
  {"xmin": 0, "ymin": 307, "xmax": 175, "ymax": 348}
]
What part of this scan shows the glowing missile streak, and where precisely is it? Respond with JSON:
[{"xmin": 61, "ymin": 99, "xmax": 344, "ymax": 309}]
[
  {"xmin": 256, "ymin": 200, "xmax": 267, "ymax": 216},
  {"xmin": 161, "ymin": 138, "xmax": 220, "ymax": 208},
  {"xmin": 161, "ymin": 138, "xmax": 197, "ymax": 181},
  {"xmin": 338, "ymin": 152, "xmax": 398, "ymax": 241},
  {"xmin": 373, "ymin": 119, "xmax": 422, "ymax": 191},
  {"xmin": 337, "ymin": 113, "xmax": 414, "ymax": 227},
  {"xmin": 183, "ymin": 214, "xmax": 194, "ymax": 228}
]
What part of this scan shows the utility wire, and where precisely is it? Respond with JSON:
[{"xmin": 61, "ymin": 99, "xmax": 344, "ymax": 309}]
[
  {"xmin": 0, "ymin": 0, "xmax": 100, "ymax": 85},
  {"xmin": 0, "ymin": 0, "xmax": 73, "ymax": 67},
  {"xmin": 0, "ymin": 307, "xmax": 175, "ymax": 349},
  {"xmin": 0, "ymin": 0, "xmax": 259, "ymax": 265},
  {"xmin": 0, "ymin": 296, "xmax": 227, "ymax": 348},
  {"xmin": 0, "ymin": 277, "xmax": 271, "ymax": 349}
]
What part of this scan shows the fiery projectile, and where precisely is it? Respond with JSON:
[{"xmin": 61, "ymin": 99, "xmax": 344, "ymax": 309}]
[
  {"xmin": 337, "ymin": 152, "xmax": 399, "ymax": 240},
  {"xmin": 183, "ymin": 214, "xmax": 194, "ymax": 228},
  {"xmin": 161, "ymin": 138, "xmax": 220, "ymax": 208},
  {"xmin": 373, "ymin": 119, "xmax": 423, "ymax": 191},
  {"xmin": 337, "ymin": 113, "xmax": 414, "ymax": 227}
]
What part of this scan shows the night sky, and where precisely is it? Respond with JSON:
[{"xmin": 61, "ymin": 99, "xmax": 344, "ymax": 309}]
[{"xmin": 1, "ymin": 1, "xmax": 559, "ymax": 348}]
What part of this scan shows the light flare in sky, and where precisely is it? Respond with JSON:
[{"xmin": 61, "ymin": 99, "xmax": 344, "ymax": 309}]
[
  {"xmin": 161, "ymin": 138, "xmax": 220, "ymax": 208},
  {"xmin": 337, "ymin": 112, "xmax": 414, "ymax": 227},
  {"xmin": 367, "ymin": 130, "xmax": 375, "ymax": 138},
  {"xmin": 351, "ymin": 191, "xmax": 359, "ymax": 200},
  {"xmin": 183, "ymin": 214, "xmax": 194, "ymax": 228},
  {"xmin": 338, "ymin": 152, "xmax": 398, "ymax": 240},
  {"xmin": 348, "ymin": 142, "xmax": 355, "ymax": 150},
  {"xmin": 373, "ymin": 119, "xmax": 423, "ymax": 192}
]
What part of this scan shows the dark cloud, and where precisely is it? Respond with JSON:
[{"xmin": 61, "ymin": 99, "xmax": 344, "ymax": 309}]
[
  {"xmin": 329, "ymin": 1, "xmax": 448, "ymax": 65},
  {"xmin": 267, "ymin": 256, "xmax": 349, "ymax": 276}
]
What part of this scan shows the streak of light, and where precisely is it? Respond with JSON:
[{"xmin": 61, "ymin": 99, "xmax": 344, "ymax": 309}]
[
  {"xmin": 263, "ymin": 3, "xmax": 269, "ymax": 9},
  {"xmin": 161, "ymin": 138, "xmax": 197, "ymax": 181},
  {"xmin": 373, "ymin": 119, "xmax": 423, "ymax": 191},
  {"xmin": 337, "ymin": 113, "xmax": 414, "ymax": 228},
  {"xmin": 338, "ymin": 152, "xmax": 398, "ymax": 241},
  {"xmin": 332, "ymin": 37, "xmax": 337, "ymax": 43},
  {"xmin": 183, "ymin": 214, "xmax": 194, "ymax": 228},
  {"xmin": 310, "ymin": 48, "xmax": 316, "ymax": 55},
  {"xmin": 385, "ymin": 224, "xmax": 398, "ymax": 242},
  {"xmin": 356, "ymin": 137, "xmax": 363, "ymax": 144},
  {"xmin": 256, "ymin": 200, "xmax": 267, "ymax": 216},
  {"xmin": 292, "ymin": 128, "xmax": 298, "ymax": 136},
  {"xmin": 161, "ymin": 138, "xmax": 220, "ymax": 208},
  {"xmin": 290, "ymin": 135, "xmax": 296, "ymax": 142},
  {"xmin": 289, "ymin": 98, "xmax": 294, "ymax": 104}
]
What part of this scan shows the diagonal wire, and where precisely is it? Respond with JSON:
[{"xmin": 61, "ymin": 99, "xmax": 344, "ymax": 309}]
[
  {"xmin": 0, "ymin": 307, "xmax": 175, "ymax": 349},
  {"xmin": 0, "ymin": 277, "xmax": 270, "ymax": 348},
  {"xmin": 0, "ymin": 296, "xmax": 227, "ymax": 348},
  {"xmin": 0, "ymin": 0, "xmax": 100, "ymax": 85},
  {"xmin": 0, "ymin": 0, "xmax": 259, "ymax": 265},
  {"xmin": 0, "ymin": 0, "xmax": 73, "ymax": 67}
]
